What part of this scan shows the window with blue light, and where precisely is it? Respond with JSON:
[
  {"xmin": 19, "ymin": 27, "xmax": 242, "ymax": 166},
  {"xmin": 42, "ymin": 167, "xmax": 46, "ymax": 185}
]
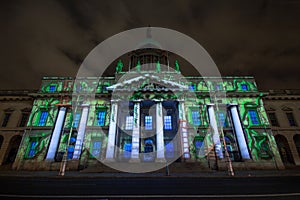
[
  {"xmin": 27, "ymin": 141, "xmax": 37, "ymax": 158},
  {"xmin": 189, "ymin": 85, "xmax": 195, "ymax": 91},
  {"xmin": 248, "ymin": 110, "xmax": 259, "ymax": 125},
  {"xmin": 166, "ymin": 142, "xmax": 175, "ymax": 158},
  {"xmin": 97, "ymin": 110, "xmax": 106, "ymax": 126},
  {"xmin": 123, "ymin": 143, "xmax": 132, "ymax": 158},
  {"xmin": 195, "ymin": 140, "xmax": 203, "ymax": 156},
  {"xmin": 38, "ymin": 111, "xmax": 48, "ymax": 126},
  {"xmin": 241, "ymin": 84, "xmax": 248, "ymax": 91},
  {"xmin": 125, "ymin": 116, "xmax": 134, "ymax": 130},
  {"xmin": 67, "ymin": 145, "xmax": 74, "ymax": 159},
  {"xmin": 218, "ymin": 112, "xmax": 227, "ymax": 127},
  {"xmin": 191, "ymin": 110, "xmax": 201, "ymax": 125},
  {"xmin": 91, "ymin": 141, "xmax": 101, "ymax": 157},
  {"xmin": 144, "ymin": 116, "xmax": 152, "ymax": 130},
  {"xmin": 73, "ymin": 113, "xmax": 81, "ymax": 128},
  {"xmin": 49, "ymin": 85, "xmax": 57, "ymax": 92},
  {"xmin": 215, "ymin": 84, "xmax": 222, "ymax": 90},
  {"xmin": 164, "ymin": 116, "xmax": 172, "ymax": 130}
]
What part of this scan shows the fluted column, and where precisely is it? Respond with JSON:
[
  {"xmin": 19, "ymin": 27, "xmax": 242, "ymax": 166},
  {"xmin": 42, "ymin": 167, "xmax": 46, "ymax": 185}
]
[
  {"xmin": 155, "ymin": 101, "xmax": 165, "ymax": 162},
  {"xmin": 72, "ymin": 104, "xmax": 89, "ymax": 159},
  {"xmin": 207, "ymin": 104, "xmax": 224, "ymax": 158},
  {"xmin": 229, "ymin": 104, "xmax": 250, "ymax": 159},
  {"xmin": 130, "ymin": 101, "xmax": 140, "ymax": 162},
  {"xmin": 46, "ymin": 107, "xmax": 67, "ymax": 161},
  {"xmin": 105, "ymin": 101, "xmax": 118, "ymax": 160}
]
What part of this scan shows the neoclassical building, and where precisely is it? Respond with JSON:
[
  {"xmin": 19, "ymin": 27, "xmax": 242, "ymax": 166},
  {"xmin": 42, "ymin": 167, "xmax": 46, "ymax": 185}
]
[
  {"xmin": 0, "ymin": 90, "xmax": 33, "ymax": 168},
  {"xmin": 263, "ymin": 90, "xmax": 300, "ymax": 167},
  {"xmin": 7, "ymin": 49, "xmax": 288, "ymax": 172}
]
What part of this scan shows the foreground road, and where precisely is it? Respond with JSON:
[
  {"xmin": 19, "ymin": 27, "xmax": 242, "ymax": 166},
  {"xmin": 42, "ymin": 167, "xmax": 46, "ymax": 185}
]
[{"xmin": 1, "ymin": 176, "xmax": 300, "ymax": 199}]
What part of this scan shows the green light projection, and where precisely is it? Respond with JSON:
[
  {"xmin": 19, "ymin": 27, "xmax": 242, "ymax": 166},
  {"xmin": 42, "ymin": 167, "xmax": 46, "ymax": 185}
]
[{"xmin": 15, "ymin": 70, "xmax": 282, "ymax": 169}]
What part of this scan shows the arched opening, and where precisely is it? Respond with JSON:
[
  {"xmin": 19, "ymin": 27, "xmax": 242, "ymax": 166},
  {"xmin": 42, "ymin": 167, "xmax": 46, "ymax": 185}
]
[
  {"xmin": 0, "ymin": 135, "xmax": 3, "ymax": 150},
  {"xmin": 275, "ymin": 135, "xmax": 294, "ymax": 165},
  {"xmin": 293, "ymin": 134, "xmax": 300, "ymax": 157},
  {"xmin": 4, "ymin": 135, "xmax": 22, "ymax": 164}
]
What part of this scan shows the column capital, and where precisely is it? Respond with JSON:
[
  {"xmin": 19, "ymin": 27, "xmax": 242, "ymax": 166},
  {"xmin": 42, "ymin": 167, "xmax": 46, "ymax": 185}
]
[
  {"xmin": 206, "ymin": 103, "xmax": 215, "ymax": 106},
  {"xmin": 153, "ymin": 99, "xmax": 163, "ymax": 102},
  {"xmin": 81, "ymin": 104, "xmax": 90, "ymax": 107},
  {"xmin": 132, "ymin": 99, "xmax": 142, "ymax": 103},
  {"xmin": 110, "ymin": 99, "xmax": 119, "ymax": 103}
]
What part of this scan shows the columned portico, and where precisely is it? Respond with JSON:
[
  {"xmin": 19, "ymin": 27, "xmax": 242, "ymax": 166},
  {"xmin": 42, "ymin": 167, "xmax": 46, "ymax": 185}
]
[
  {"xmin": 130, "ymin": 101, "xmax": 141, "ymax": 162},
  {"xmin": 228, "ymin": 104, "xmax": 251, "ymax": 160},
  {"xmin": 207, "ymin": 104, "xmax": 224, "ymax": 159},
  {"xmin": 73, "ymin": 104, "xmax": 89, "ymax": 159},
  {"xmin": 155, "ymin": 101, "xmax": 165, "ymax": 162},
  {"xmin": 46, "ymin": 107, "xmax": 67, "ymax": 161}
]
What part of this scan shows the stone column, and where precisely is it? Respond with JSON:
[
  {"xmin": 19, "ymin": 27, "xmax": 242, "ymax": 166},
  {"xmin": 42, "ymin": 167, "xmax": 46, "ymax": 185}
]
[
  {"xmin": 72, "ymin": 104, "xmax": 89, "ymax": 159},
  {"xmin": 229, "ymin": 104, "xmax": 251, "ymax": 159},
  {"xmin": 105, "ymin": 101, "xmax": 118, "ymax": 160},
  {"xmin": 155, "ymin": 101, "xmax": 165, "ymax": 162},
  {"xmin": 207, "ymin": 104, "xmax": 224, "ymax": 159},
  {"xmin": 179, "ymin": 101, "xmax": 190, "ymax": 159},
  {"xmin": 130, "ymin": 101, "xmax": 140, "ymax": 162},
  {"xmin": 46, "ymin": 107, "xmax": 67, "ymax": 161}
]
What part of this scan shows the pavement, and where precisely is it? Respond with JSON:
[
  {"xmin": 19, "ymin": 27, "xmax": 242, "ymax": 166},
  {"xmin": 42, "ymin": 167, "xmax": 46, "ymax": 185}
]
[{"xmin": 1, "ymin": 166, "xmax": 300, "ymax": 178}]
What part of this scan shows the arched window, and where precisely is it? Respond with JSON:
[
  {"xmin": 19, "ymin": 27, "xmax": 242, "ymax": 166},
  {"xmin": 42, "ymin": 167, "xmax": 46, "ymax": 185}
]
[
  {"xmin": 293, "ymin": 134, "xmax": 300, "ymax": 157},
  {"xmin": 4, "ymin": 135, "xmax": 22, "ymax": 164},
  {"xmin": 0, "ymin": 135, "xmax": 4, "ymax": 149},
  {"xmin": 275, "ymin": 135, "xmax": 294, "ymax": 165}
]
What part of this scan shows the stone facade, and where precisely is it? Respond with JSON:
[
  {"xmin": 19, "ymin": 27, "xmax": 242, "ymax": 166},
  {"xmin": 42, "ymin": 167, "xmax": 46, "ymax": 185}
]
[
  {"xmin": 0, "ymin": 91, "xmax": 33, "ymax": 168},
  {"xmin": 263, "ymin": 90, "xmax": 300, "ymax": 167}
]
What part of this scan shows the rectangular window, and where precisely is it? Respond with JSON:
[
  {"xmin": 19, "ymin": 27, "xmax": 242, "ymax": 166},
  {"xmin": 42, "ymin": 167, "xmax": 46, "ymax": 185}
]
[
  {"xmin": 217, "ymin": 112, "xmax": 227, "ymax": 127},
  {"xmin": 144, "ymin": 116, "xmax": 153, "ymax": 130},
  {"xmin": 189, "ymin": 85, "xmax": 195, "ymax": 91},
  {"xmin": 91, "ymin": 141, "xmax": 101, "ymax": 158},
  {"xmin": 49, "ymin": 85, "xmax": 57, "ymax": 92},
  {"xmin": 123, "ymin": 143, "xmax": 132, "ymax": 158},
  {"xmin": 241, "ymin": 84, "xmax": 248, "ymax": 91},
  {"xmin": 97, "ymin": 111, "xmax": 106, "ymax": 126},
  {"xmin": 125, "ymin": 116, "xmax": 134, "ymax": 130},
  {"xmin": 38, "ymin": 111, "xmax": 48, "ymax": 126},
  {"xmin": 215, "ymin": 84, "xmax": 222, "ymax": 90},
  {"xmin": 248, "ymin": 110, "xmax": 259, "ymax": 125},
  {"xmin": 19, "ymin": 113, "xmax": 29, "ymax": 127},
  {"xmin": 286, "ymin": 113, "xmax": 297, "ymax": 126},
  {"xmin": 191, "ymin": 110, "xmax": 201, "ymax": 125},
  {"xmin": 27, "ymin": 141, "xmax": 37, "ymax": 158},
  {"xmin": 268, "ymin": 113, "xmax": 279, "ymax": 127},
  {"xmin": 164, "ymin": 116, "xmax": 172, "ymax": 130},
  {"xmin": 73, "ymin": 113, "xmax": 81, "ymax": 128},
  {"xmin": 2, "ymin": 113, "xmax": 11, "ymax": 127}
]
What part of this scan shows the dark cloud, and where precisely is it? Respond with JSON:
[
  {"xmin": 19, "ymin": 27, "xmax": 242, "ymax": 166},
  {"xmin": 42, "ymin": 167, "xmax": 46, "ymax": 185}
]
[{"xmin": 0, "ymin": 0, "xmax": 299, "ymax": 90}]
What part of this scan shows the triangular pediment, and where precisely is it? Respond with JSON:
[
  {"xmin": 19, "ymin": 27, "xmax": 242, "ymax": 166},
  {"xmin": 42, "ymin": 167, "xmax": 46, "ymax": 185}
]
[
  {"xmin": 265, "ymin": 107, "xmax": 276, "ymax": 111},
  {"xmin": 107, "ymin": 73, "xmax": 188, "ymax": 91},
  {"xmin": 281, "ymin": 106, "xmax": 293, "ymax": 111}
]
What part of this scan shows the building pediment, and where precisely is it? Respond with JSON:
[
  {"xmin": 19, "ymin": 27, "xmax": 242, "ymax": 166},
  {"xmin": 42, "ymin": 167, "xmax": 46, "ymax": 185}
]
[
  {"xmin": 281, "ymin": 106, "xmax": 293, "ymax": 111},
  {"xmin": 107, "ymin": 74, "xmax": 188, "ymax": 92}
]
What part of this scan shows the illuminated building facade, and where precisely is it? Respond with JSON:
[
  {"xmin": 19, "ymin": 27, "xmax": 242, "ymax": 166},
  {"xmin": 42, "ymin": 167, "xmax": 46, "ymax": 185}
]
[{"xmin": 6, "ymin": 49, "xmax": 288, "ymax": 172}]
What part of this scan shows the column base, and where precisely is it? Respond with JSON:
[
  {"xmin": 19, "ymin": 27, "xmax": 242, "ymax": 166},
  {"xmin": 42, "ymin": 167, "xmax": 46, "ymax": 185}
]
[{"xmin": 155, "ymin": 158, "xmax": 166, "ymax": 163}]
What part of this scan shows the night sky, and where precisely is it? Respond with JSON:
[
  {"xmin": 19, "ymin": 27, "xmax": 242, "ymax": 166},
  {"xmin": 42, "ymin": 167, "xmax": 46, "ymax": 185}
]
[{"xmin": 1, "ymin": 0, "xmax": 300, "ymax": 90}]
